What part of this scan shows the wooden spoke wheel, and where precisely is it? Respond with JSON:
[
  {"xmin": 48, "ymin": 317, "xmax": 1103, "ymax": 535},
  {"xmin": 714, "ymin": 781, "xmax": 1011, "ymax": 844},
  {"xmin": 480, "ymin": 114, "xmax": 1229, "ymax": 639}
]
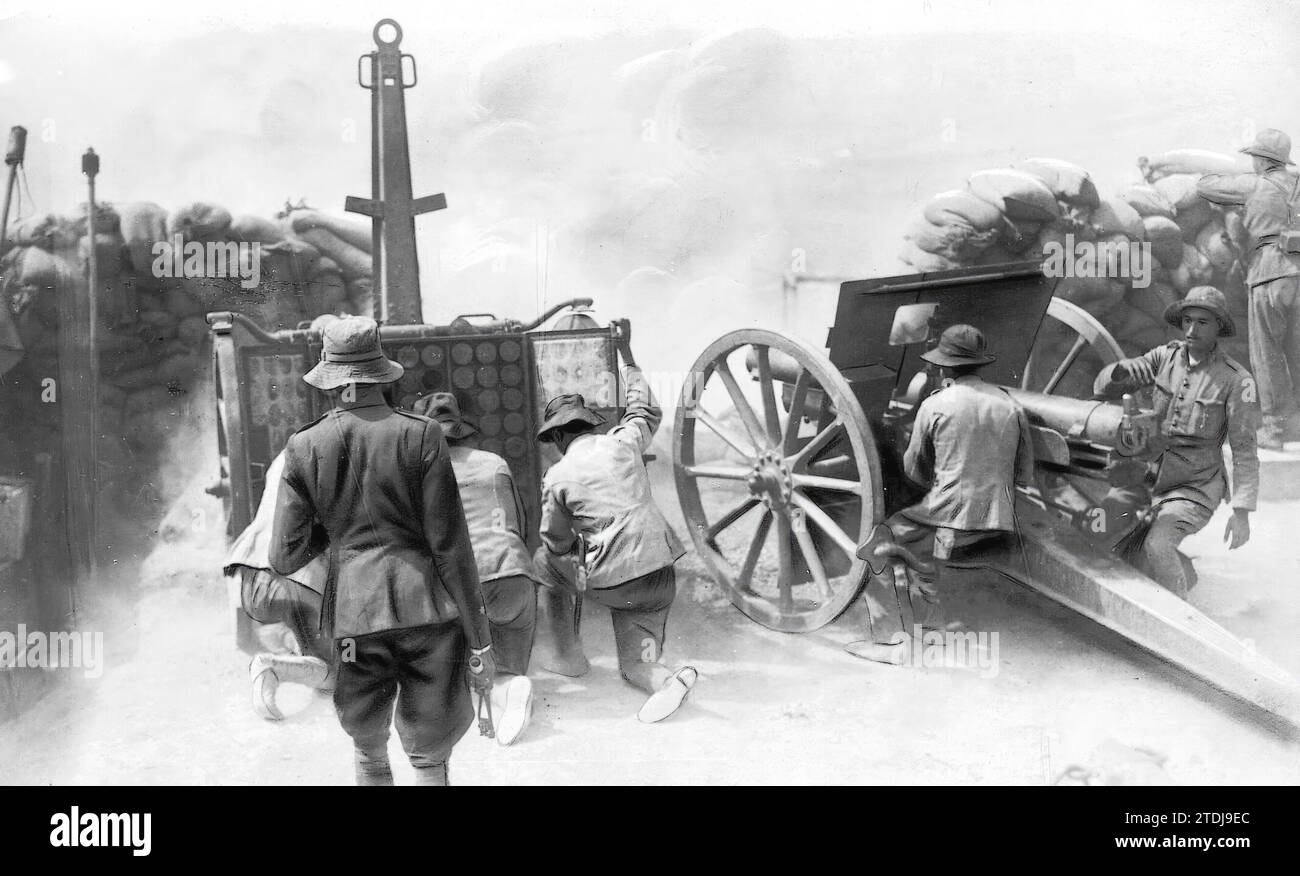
[
  {"xmin": 1022, "ymin": 297, "xmax": 1125, "ymax": 397},
  {"xmin": 673, "ymin": 329, "xmax": 884, "ymax": 632}
]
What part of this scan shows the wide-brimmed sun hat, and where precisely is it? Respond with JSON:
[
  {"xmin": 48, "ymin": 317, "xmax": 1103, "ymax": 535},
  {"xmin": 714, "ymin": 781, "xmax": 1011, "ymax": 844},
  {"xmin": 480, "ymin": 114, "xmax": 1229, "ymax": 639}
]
[
  {"xmin": 412, "ymin": 392, "xmax": 478, "ymax": 440},
  {"xmin": 536, "ymin": 393, "xmax": 606, "ymax": 442},
  {"xmin": 303, "ymin": 315, "xmax": 404, "ymax": 390},
  {"xmin": 920, "ymin": 323, "xmax": 996, "ymax": 368}
]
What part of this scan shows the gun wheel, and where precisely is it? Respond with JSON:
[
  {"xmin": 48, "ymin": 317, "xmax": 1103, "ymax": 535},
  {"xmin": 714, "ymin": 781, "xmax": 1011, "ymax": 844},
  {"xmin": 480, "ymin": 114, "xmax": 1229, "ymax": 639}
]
[
  {"xmin": 674, "ymin": 329, "xmax": 884, "ymax": 632},
  {"xmin": 1022, "ymin": 297, "xmax": 1125, "ymax": 397}
]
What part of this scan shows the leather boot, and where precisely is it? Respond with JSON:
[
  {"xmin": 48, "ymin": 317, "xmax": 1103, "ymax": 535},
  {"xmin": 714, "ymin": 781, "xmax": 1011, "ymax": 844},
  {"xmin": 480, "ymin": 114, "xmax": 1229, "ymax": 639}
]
[
  {"xmin": 250, "ymin": 654, "xmax": 331, "ymax": 720},
  {"xmin": 535, "ymin": 586, "xmax": 589, "ymax": 677}
]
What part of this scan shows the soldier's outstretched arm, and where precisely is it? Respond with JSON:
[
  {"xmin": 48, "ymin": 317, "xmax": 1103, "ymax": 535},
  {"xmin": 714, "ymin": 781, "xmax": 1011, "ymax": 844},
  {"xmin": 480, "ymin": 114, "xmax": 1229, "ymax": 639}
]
[
  {"xmin": 422, "ymin": 423, "xmax": 492, "ymax": 649},
  {"xmin": 1195, "ymin": 172, "xmax": 1254, "ymax": 207},
  {"xmin": 1094, "ymin": 345, "xmax": 1170, "ymax": 397},
  {"xmin": 270, "ymin": 447, "xmax": 329, "ymax": 576},
  {"xmin": 610, "ymin": 364, "xmax": 661, "ymax": 454}
]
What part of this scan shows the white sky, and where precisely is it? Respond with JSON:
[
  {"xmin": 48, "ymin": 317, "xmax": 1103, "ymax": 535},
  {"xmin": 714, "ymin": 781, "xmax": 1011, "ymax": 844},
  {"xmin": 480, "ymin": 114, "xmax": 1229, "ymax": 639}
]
[{"xmin": 0, "ymin": 0, "xmax": 1284, "ymax": 38}]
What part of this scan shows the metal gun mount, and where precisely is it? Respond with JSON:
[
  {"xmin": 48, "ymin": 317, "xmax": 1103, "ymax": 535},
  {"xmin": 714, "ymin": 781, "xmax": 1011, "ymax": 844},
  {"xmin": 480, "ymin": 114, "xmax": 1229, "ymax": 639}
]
[{"xmin": 673, "ymin": 261, "xmax": 1300, "ymax": 725}]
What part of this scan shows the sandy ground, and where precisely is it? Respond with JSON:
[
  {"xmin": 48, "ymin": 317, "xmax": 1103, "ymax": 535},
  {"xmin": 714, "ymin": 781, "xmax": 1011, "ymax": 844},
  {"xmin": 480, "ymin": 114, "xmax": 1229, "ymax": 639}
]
[{"xmin": 3, "ymin": 460, "xmax": 1300, "ymax": 786}]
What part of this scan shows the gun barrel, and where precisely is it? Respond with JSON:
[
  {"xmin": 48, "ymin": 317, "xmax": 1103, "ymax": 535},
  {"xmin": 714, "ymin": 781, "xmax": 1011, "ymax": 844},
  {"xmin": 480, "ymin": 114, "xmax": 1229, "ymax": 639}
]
[{"xmin": 1004, "ymin": 388, "xmax": 1153, "ymax": 458}]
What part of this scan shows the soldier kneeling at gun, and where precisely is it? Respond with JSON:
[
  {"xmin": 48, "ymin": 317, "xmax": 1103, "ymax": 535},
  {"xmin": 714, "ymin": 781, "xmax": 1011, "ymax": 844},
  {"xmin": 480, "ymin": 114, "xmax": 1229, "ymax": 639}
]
[
  {"xmin": 1095, "ymin": 286, "xmax": 1259, "ymax": 598},
  {"xmin": 533, "ymin": 331, "xmax": 698, "ymax": 723},
  {"xmin": 847, "ymin": 324, "xmax": 1034, "ymax": 664},
  {"xmin": 225, "ymin": 447, "xmax": 335, "ymax": 719},
  {"xmin": 412, "ymin": 391, "xmax": 538, "ymax": 746}
]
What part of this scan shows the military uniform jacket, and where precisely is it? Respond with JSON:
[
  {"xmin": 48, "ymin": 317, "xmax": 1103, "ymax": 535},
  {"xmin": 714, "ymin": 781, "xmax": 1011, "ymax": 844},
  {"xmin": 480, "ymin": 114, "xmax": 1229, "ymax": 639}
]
[
  {"xmin": 223, "ymin": 449, "xmax": 328, "ymax": 595},
  {"xmin": 902, "ymin": 375, "xmax": 1035, "ymax": 532},
  {"xmin": 1197, "ymin": 167, "xmax": 1300, "ymax": 287},
  {"xmin": 1094, "ymin": 341, "xmax": 1260, "ymax": 511},
  {"xmin": 448, "ymin": 445, "xmax": 539, "ymax": 585},
  {"xmin": 539, "ymin": 366, "xmax": 686, "ymax": 589},
  {"xmin": 270, "ymin": 399, "xmax": 482, "ymax": 640}
]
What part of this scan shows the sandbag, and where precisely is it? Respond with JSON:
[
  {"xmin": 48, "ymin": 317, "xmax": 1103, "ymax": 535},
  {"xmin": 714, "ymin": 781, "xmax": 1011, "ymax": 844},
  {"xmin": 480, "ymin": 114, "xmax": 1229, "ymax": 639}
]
[
  {"xmin": 305, "ymin": 270, "xmax": 347, "ymax": 314},
  {"xmin": 1169, "ymin": 245, "xmax": 1213, "ymax": 293},
  {"xmin": 262, "ymin": 237, "xmax": 322, "ymax": 280},
  {"xmin": 1104, "ymin": 303, "xmax": 1167, "ymax": 351},
  {"xmin": 79, "ymin": 231, "xmax": 125, "ymax": 278},
  {"xmin": 346, "ymin": 277, "xmax": 376, "ymax": 316},
  {"xmin": 117, "ymin": 202, "xmax": 170, "ymax": 280},
  {"xmin": 1118, "ymin": 184, "xmax": 1175, "ymax": 219},
  {"xmin": 70, "ymin": 202, "xmax": 120, "ymax": 236},
  {"xmin": 922, "ymin": 189, "xmax": 1004, "ymax": 232},
  {"xmin": 1000, "ymin": 216, "xmax": 1043, "ymax": 253},
  {"xmin": 904, "ymin": 218, "xmax": 998, "ymax": 259},
  {"xmin": 1140, "ymin": 149, "xmax": 1249, "ymax": 181},
  {"xmin": 1053, "ymin": 275, "xmax": 1124, "ymax": 309},
  {"xmin": 977, "ymin": 245, "xmax": 1017, "ymax": 266},
  {"xmin": 167, "ymin": 202, "xmax": 232, "ymax": 243},
  {"xmin": 1142, "ymin": 216, "xmax": 1184, "ymax": 268},
  {"xmin": 1174, "ymin": 199, "xmax": 1215, "ymax": 239},
  {"xmin": 1125, "ymin": 281, "xmax": 1179, "ymax": 324},
  {"xmin": 9, "ymin": 213, "xmax": 77, "ymax": 252},
  {"xmin": 229, "ymin": 214, "xmax": 286, "ymax": 245},
  {"xmin": 1223, "ymin": 209, "xmax": 1250, "ymax": 256},
  {"xmin": 1015, "ymin": 158, "xmax": 1100, "ymax": 208},
  {"xmin": 311, "ymin": 256, "xmax": 340, "ymax": 278},
  {"xmin": 12, "ymin": 245, "xmax": 79, "ymax": 291},
  {"xmin": 1089, "ymin": 197, "xmax": 1145, "ymax": 239},
  {"xmin": 1195, "ymin": 221, "xmax": 1237, "ymax": 272},
  {"xmin": 1151, "ymin": 174, "xmax": 1201, "ymax": 211},
  {"xmin": 898, "ymin": 241, "xmax": 960, "ymax": 273},
  {"xmin": 286, "ymin": 209, "xmax": 373, "ymax": 254},
  {"xmin": 1088, "ymin": 232, "xmax": 1154, "ymax": 290},
  {"xmin": 1036, "ymin": 224, "xmax": 1068, "ymax": 255},
  {"xmin": 294, "ymin": 228, "xmax": 371, "ymax": 280},
  {"xmin": 968, "ymin": 169, "xmax": 1061, "ymax": 222}
]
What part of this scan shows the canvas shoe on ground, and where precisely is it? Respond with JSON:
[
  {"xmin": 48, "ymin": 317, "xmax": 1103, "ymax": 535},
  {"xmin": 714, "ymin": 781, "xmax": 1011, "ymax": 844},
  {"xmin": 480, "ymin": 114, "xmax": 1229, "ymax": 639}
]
[{"xmin": 637, "ymin": 666, "xmax": 698, "ymax": 724}]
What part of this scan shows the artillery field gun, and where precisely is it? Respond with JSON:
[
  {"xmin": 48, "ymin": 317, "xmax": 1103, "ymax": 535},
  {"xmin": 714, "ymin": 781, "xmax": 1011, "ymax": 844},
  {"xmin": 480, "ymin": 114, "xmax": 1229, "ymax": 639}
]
[
  {"xmin": 673, "ymin": 262, "xmax": 1300, "ymax": 724},
  {"xmin": 210, "ymin": 19, "xmax": 1300, "ymax": 727}
]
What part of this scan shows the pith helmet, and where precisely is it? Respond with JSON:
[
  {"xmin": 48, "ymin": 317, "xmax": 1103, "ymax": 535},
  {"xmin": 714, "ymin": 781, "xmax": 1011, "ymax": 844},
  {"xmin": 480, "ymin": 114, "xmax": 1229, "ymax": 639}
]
[
  {"xmin": 1164, "ymin": 286, "xmax": 1236, "ymax": 337},
  {"xmin": 1239, "ymin": 128, "xmax": 1293, "ymax": 165}
]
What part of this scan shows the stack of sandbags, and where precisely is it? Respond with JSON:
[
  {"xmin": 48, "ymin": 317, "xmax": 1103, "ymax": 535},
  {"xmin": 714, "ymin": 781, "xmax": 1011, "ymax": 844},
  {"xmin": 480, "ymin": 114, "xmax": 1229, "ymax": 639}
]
[
  {"xmin": 1138, "ymin": 148, "xmax": 1254, "ymax": 361},
  {"xmin": 901, "ymin": 168, "xmax": 1061, "ymax": 272},
  {"xmin": 899, "ymin": 150, "xmax": 1264, "ymax": 362},
  {"xmin": 281, "ymin": 208, "xmax": 374, "ymax": 316},
  {"xmin": 1, "ymin": 199, "xmax": 377, "ymax": 458}
]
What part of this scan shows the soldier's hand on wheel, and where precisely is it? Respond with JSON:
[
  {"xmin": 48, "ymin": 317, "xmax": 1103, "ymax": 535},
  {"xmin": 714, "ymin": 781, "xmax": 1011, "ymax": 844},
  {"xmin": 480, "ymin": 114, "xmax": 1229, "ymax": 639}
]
[
  {"xmin": 1224, "ymin": 509, "xmax": 1251, "ymax": 550},
  {"xmin": 467, "ymin": 647, "xmax": 496, "ymax": 694}
]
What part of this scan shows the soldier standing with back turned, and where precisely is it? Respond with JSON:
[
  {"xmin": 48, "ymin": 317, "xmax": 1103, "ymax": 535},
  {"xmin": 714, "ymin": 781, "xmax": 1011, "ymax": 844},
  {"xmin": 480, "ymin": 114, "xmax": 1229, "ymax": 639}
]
[{"xmin": 271, "ymin": 316, "xmax": 494, "ymax": 786}]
